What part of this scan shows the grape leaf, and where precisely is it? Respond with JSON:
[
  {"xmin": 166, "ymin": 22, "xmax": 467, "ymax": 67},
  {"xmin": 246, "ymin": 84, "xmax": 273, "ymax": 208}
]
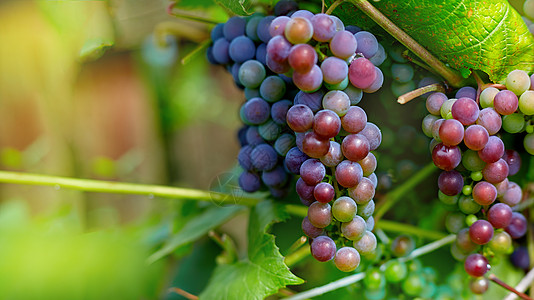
[
  {"xmin": 147, "ymin": 205, "xmax": 245, "ymax": 264},
  {"xmin": 199, "ymin": 201, "xmax": 304, "ymax": 299},
  {"xmin": 214, "ymin": 0, "xmax": 252, "ymax": 15},
  {"xmin": 329, "ymin": 0, "xmax": 534, "ymax": 82}
]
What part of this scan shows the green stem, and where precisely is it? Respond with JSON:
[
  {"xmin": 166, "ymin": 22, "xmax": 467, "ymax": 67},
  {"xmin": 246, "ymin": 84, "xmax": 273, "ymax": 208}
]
[
  {"xmin": 167, "ymin": 3, "xmax": 221, "ymax": 25},
  {"xmin": 347, "ymin": 0, "xmax": 466, "ymax": 88},
  {"xmin": 0, "ymin": 170, "xmax": 260, "ymax": 206},
  {"xmin": 376, "ymin": 220, "xmax": 448, "ymax": 240},
  {"xmin": 374, "ymin": 163, "xmax": 437, "ymax": 222},
  {"xmin": 285, "ymin": 245, "xmax": 310, "ymax": 267},
  {"xmin": 285, "ymin": 204, "xmax": 307, "ymax": 217},
  {"xmin": 325, "ymin": 0, "xmax": 345, "ymax": 15}
]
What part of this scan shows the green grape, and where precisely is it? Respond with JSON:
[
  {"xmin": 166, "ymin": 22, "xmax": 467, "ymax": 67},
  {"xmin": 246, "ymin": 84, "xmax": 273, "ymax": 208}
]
[
  {"xmin": 502, "ymin": 113, "xmax": 525, "ymax": 133},
  {"xmin": 402, "ymin": 273, "xmax": 425, "ymax": 296},
  {"xmin": 462, "ymin": 150, "xmax": 486, "ymax": 171},
  {"xmin": 488, "ymin": 231, "xmax": 512, "ymax": 253},
  {"xmin": 407, "ymin": 259, "xmax": 423, "ymax": 273},
  {"xmin": 445, "ymin": 212, "xmax": 464, "ymax": 233},
  {"xmin": 519, "ymin": 90, "xmax": 534, "ymax": 115},
  {"xmin": 527, "ymin": 124, "xmax": 534, "ymax": 134},
  {"xmin": 462, "ymin": 185, "xmax": 472, "ymax": 195},
  {"xmin": 438, "ymin": 190, "xmax": 459, "ymax": 205},
  {"xmin": 363, "ymin": 268, "xmax": 385, "ymax": 290},
  {"xmin": 479, "ymin": 87, "xmax": 498, "ymax": 108},
  {"xmin": 458, "ymin": 195, "xmax": 481, "ymax": 214},
  {"xmin": 384, "ymin": 260, "xmax": 408, "ymax": 283},
  {"xmin": 470, "ymin": 171, "xmax": 483, "ymax": 181},
  {"xmin": 363, "ymin": 286, "xmax": 386, "ymax": 300},
  {"xmin": 420, "ymin": 282, "xmax": 437, "ymax": 298},
  {"xmin": 332, "ymin": 196, "xmax": 357, "ymax": 222},
  {"xmin": 440, "ymin": 99, "xmax": 457, "ymax": 119},
  {"xmin": 524, "ymin": 133, "xmax": 534, "ymax": 155},
  {"xmin": 465, "ymin": 214, "xmax": 478, "ymax": 226},
  {"xmin": 506, "ymin": 70, "xmax": 531, "ymax": 95}
]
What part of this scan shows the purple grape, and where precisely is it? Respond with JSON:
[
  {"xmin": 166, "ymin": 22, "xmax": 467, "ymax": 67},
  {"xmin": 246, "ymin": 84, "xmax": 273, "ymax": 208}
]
[
  {"xmin": 223, "ymin": 16, "xmax": 246, "ymax": 40},
  {"xmin": 310, "ymin": 235, "xmax": 336, "ymax": 262},
  {"xmin": 426, "ymin": 92, "xmax": 448, "ymax": 115},
  {"xmin": 469, "ymin": 220, "xmax": 494, "ymax": 245},
  {"xmin": 310, "ymin": 13, "xmax": 336, "ymax": 42},
  {"xmin": 257, "ymin": 16, "xmax": 275, "ymax": 43},
  {"xmin": 476, "ymin": 108, "xmax": 502, "ymax": 135},
  {"xmin": 464, "ymin": 125, "xmax": 489, "ymax": 151},
  {"xmin": 314, "ymin": 182, "xmax": 335, "ymax": 203},
  {"xmin": 335, "ymin": 160, "xmax": 363, "ymax": 188},
  {"xmin": 360, "ymin": 122, "xmax": 381, "ymax": 151},
  {"xmin": 345, "ymin": 25, "xmax": 362, "ymax": 34},
  {"xmin": 334, "ymin": 247, "xmax": 361, "ymax": 272},
  {"xmin": 285, "ymin": 147, "xmax": 308, "ymax": 174},
  {"xmin": 349, "ymin": 57, "xmax": 377, "ymax": 89},
  {"xmin": 456, "ymin": 228, "xmax": 478, "ymax": 253},
  {"xmin": 464, "ymin": 253, "xmax": 489, "ymax": 277},
  {"xmin": 358, "ymin": 152, "xmax": 376, "ymax": 177},
  {"xmin": 321, "ymin": 57, "xmax": 348, "ymax": 84},
  {"xmin": 432, "ymin": 143, "xmax": 462, "ymax": 171},
  {"xmin": 269, "ymin": 16, "xmax": 291, "ymax": 36},
  {"xmin": 291, "ymin": 10, "xmax": 314, "ymax": 20},
  {"xmin": 294, "ymin": 90, "xmax": 323, "ymax": 113},
  {"xmin": 342, "ymin": 134, "xmax": 370, "ymax": 162},
  {"xmin": 288, "ymin": 43, "xmax": 317, "ymax": 73},
  {"xmin": 348, "ymin": 177, "xmax": 375, "ymax": 204},
  {"xmin": 495, "ymin": 178, "xmax": 509, "ymax": 197},
  {"xmin": 330, "ymin": 30, "xmax": 357, "ymax": 59},
  {"xmin": 452, "ymin": 97, "xmax": 479, "ymax": 125},
  {"xmin": 245, "ymin": 126, "xmax": 264, "ymax": 146},
  {"xmin": 472, "ymin": 181, "xmax": 497, "ymax": 205},
  {"xmin": 293, "ymin": 65, "xmax": 323, "ymax": 92},
  {"xmin": 510, "ymin": 247, "xmax": 530, "ymax": 270},
  {"xmin": 250, "ymin": 144, "xmax": 278, "ymax": 171},
  {"xmin": 296, "ymin": 177, "xmax": 315, "ymax": 203},
  {"xmin": 308, "ymin": 201, "xmax": 332, "ymax": 228},
  {"xmin": 274, "ymin": 0, "xmax": 298, "ymax": 16},
  {"xmin": 438, "ymin": 170, "xmax": 464, "ymax": 196},
  {"xmin": 488, "ymin": 203, "xmax": 513, "ymax": 228},
  {"xmin": 439, "ymin": 119, "xmax": 464, "ymax": 146},
  {"xmin": 302, "ymin": 217, "xmax": 324, "ymax": 238},
  {"xmin": 300, "ymin": 158, "xmax": 326, "ymax": 185},
  {"xmin": 363, "ymin": 67, "xmax": 384, "ymax": 93},
  {"xmin": 505, "ymin": 212, "xmax": 527, "ymax": 239},
  {"xmin": 320, "ymin": 141, "xmax": 343, "ymax": 167},
  {"xmin": 238, "ymin": 145, "xmax": 254, "ymax": 171},
  {"xmin": 482, "ymin": 158, "xmax": 509, "ymax": 183},
  {"xmin": 341, "ymin": 215, "xmax": 366, "ymax": 240},
  {"xmin": 210, "ymin": 23, "xmax": 224, "ymax": 41},
  {"xmin": 239, "ymin": 171, "xmax": 261, "ymax": 193},
  {"xmin": 502, "ymin": 150, "xmax": 521, "ymax": 176},
  {"xmin": 494, "ymin": 90, "xmax": 518, "ymax": 115},
  {"xmin": 313, "ymin": 109, "xmax": 341, "ymax": 138},
  {"xmin": 302, "ymin": 131, "xmax": 330, "ymax": 158},
  {"xmin": 255, "ymin": 43, "xmax": 267, "ymax": 65},
  {"xmin": 262, "ymin": 166, "xmax": 288, "ymax": 187},
  {"xmin": 270, "ymin": 100, "xmax": 291, "ymax": 125},
  {"xmin": 455, "ymin": 86, "xmax": 477, "ymax": 100},
  {"xmin": 478, "ymin": 136, "xmax": 505, "ymax": 163},
  {"xmin": 286, "ymin": 104, "xmax": 314, "ymax": 132},
  {"xmin": 242, "ymin": 97, "xmax": 270, "ymax": 125},
  {"xmin": 266, "ymin": 55, "xmax": 290, "ymax": 73},
  {"xmin": 354, "ymin": 31, "xmax": 378, "ymax": 58},
  {"xmin": 501, "ymin": 181, "xmax": 522, "ymax": 207},
  {"xmin": 266, "ymin": 35, "xmax": 292, "ymax": 64}
]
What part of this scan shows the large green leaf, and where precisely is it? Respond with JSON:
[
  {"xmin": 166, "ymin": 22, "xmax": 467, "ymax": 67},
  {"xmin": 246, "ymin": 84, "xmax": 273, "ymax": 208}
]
[
  {"xmin": 214, "ymin": 0, "xmax": 252, "ymax": 15},
  {"xmin": 147, "ymin": 205, "xmax": 245, "ymax": 264},
  {"xmin": 330, "ymin": 0, "xmax": 534, "ymax": 82},
  {"xmin": 199, "ymin": 201, "xmax": 304, "ymax": 299}
]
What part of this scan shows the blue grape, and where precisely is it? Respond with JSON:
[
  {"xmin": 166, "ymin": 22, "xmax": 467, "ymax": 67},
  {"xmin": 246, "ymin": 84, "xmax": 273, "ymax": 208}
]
[
  {"xmin": 369, "ymin": 43, "xmax": 386, "ymax": 66},
  {"xmin": 244, "ymin": 88, "xmax": 260, "ymax": 100},
  {"xmin": 210, "ymin": 23, "xmax": 224, "ymax": 41},
  {"xmin": 237, "ymin": 125, "xmax": 248, "ymax": 147},
  {"xmin": 212, "ymin": 38, "xmax": 230, "ymax": 64},
  {"xmin": 271, "ymin": 99, "xmax": 292, "ymax": 125},
  {"xmin": 343, "ymin": 84, "xmax": 363, "ymax": 105},
  {"xmin": 242, "ymin": 97, "xmax": 270, "ymax": 125},
  {"xmin": 238, "ymin": 145, "xmax": 254, "ymax": 170},
  {"xmin": 260, "ymin": 76, "xmax": 286, "ymax": 102},
  {"xmin": 354, "ymin": 31, "xmax": 378, "ymax": 58},
  {"xmin": 251, "ymin": 144, "xmax": 278, "ymax": 171},
  {"xmin": 246, "ymin": 126, "xmax": 264, "ymax": 146},
  {"xmin": 206, "ymin": 46, "xmax": 217, "ymax": 65},
  {"xmin": 257, "ymin": 16, "xmax": 275, "ymax": 43},
  {"xmin": 345, "ymin": 25, "xmax": 362, "ymax": 34},
  {"xmin": 230, "ymin": 63, "xmax": 242, "ymax": 87},
  {"xmin": 245, "ymin": 15, "xmax": 263, "ymax": 41},
  {"xmin": 455, "ymin": 86, "xmax": 477, "ymax": 100},
  {"xmin": 239, "ymin": 171, "xmax": 261, "ymax": 192},
  {"xmin": 262, "ymin": 166, "xmax": 288, "ymax": 187},
  {"xmin": 285, "ymin": 147, "xmax": 308, "ymax": 174},
  {"xmin": 223, "ymin": 16, "xmax": 246, "ymax": 40},
  {"xmin": 229, "ymin": 36, "xmax": 256, "ymax": 63},
  {"xmin": 255, "ymin": 43, "xmax": 267, "ymax": 65}
]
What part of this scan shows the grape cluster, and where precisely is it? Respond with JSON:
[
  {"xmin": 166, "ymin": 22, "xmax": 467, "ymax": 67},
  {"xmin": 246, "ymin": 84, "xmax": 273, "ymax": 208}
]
[
  {"xmin": 262, "ymin": 9, "xmax": 383, "ymax": 272},
  {"xmin": 422, "ymin": 70, "xmax": 533, "ymax": 287},
  {"xmin": 207, "ymin": 12, "xmax": 299, "ymax": 197}
]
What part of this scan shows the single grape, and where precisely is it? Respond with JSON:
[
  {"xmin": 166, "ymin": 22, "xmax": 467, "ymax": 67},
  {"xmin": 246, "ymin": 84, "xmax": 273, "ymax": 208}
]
[
  {"xmin": 349, "ymin": 57, "xmax": 377, "ymax": 89},
  {"xmin": 274, "ymin": 133, "xmax": 295, "ymax": 155},
  {"xmin": 476, "ymin": 108, "xmax": 502, "ymax": 135},
  {"xmin": 300, "ymin": 158, "xmax": 326, "ymax": 185},
  {"xmin": 440, "ymin": 99, "xmax": 457, "ymax": 119},
  {"xmin": 469, "ymin": 220, "xmax": 494, "ymax": 245},
  {"xmin": 302, "ymin": 217, "xmax": 323, "ymax": 239},
  {"xmin": 505, "ymin": 212, "xmax": 527, "ymax": 239},
  {"xmin": 488, "ymin": 231, "xmax": 512, "ymax": 254},
  {"xmin": 439, "ymin": 190, "xmax": 459, "ymax": 205},
  {"xmin": 341, "ymin": 215, "xmax": 367, "ymax": 240},
  {"xmin": 358, "ymin": 152, "xmax": 377, "ymax": 176},
  {"xmin": 321, "ymin": 57, "xmax": 348, "ymax": 85},
  {"xmin": 332, "ymin": 196, "xmax": 358, "ymax": 222},
  {"xmin": 296, "ymin": 177, "xmax": 315, "ymax": 203},
  {"xmin": 525, "ymin": 133, "xmax": 534, "ymax": 155},
  {"xmin": 302, "ymin": 131, "xmax": 330, "ymax": 158},
  {"xmin": 223, "ymin": 16, "xmax": 246, "ymax": 40},
  {"xmin": 451, "ymin": 97, "xmax": 479, "ymax": 125},
  {"xmin": 274, "ymin": 0, "xmax": 298, "ymax": 16},
  {"xmin": 308, "ymin": 201, "xmax": 332, "ymax": 228},
  {"xmin": 310, "ymin": 235, "xmax": 336, "ymax": 262},
  {"xmin": 426, "ymin": 92, "xmax": 448, "ymax": 115},
  {"xmin": 438, "ymin": 170, "xmax": 464, "ymax": 196},
  {"xmin": 284, "ymin": 17, "xmax": 313, "ymax": 44},
  {"xmin": 269, "ymin": 16, "xmax": 291, "ymax": 37},
  {"xmin": 330, "ymin": 30, "xmax": 357, "ymax": 59},
  {"xmin": 335, "ymin": 160, "xmax": 363, "ymax": 188},
  {"xmin": 334, "ymin": 247, "xmax": 361, "ymax": 272},
  {"xmin": 384, "ymin": 260, "xmax": 408, "ymax": 283},
  {"xmin": 212, "ymin": 38, "xmax": 231, "ymax": 64},
  {"xmin": 502, "ymin": 113, "xmax": 525, "ymax": 133},
  {"xmin": 294, "ymin": 90, "xmax": 323, "ymax": 113},
  {"xmin": 369, "ymin": 43, "xmax": 387, "ymax": 66},
  {"xmin": 262, "ymin": 166, "xmax": 288, "ymax": 187},
  {"xmin": 270, "ymin": 99, "xmax": 291, "ymax": 125},
  {"xmin": 438, "ymin": 119, "xmax": 464, "ymax": 146},
  {"xmin": 354, "ymin": 31, "xmax": 378, "ymax": 58},
  {"xmin": 432, "ymin": 143, "xmax": 462, "ymax": 171},
  {"xmin": 478, "ymin": 136, "xmax": 505, "ymax": 163},
  {"xmin": 363, "ymin": 268, "xmax": 385, "ymax": 290},
  {"xmin": 495, "ymin": 178, "xmax": 510, "ymax": 197},
  {"xmin": 291, "ymin": 10, "xmax": 314, "ymax": 20},
  {"xmin": 238, "ymin": 60, "xmax": 266, "ymax": 89},
  {"xmin": 348, "ymin": 177, "xmax": 375, "ymax": 204},
  {"xmin": 462, "ymin": 149, "xmax": 486, "ymax": 171},
  {"xmin": 229, "ymin": 36, "xmax": 256, "ymax": 63},
  {"xmin": 238, "ymin": 171, "xmax": 261, "ymax": 193},
  {"xmin": 502, "ymin": 150, "xmax": 521, "ymax": 176},
  {"xmin": 288, "ymin": 43, "xmax": 317, "ymax": 73},
  {"xmin": 330, "ymin": 15, "xmax": 344, "ymax": 31},
  {"xmin": 286, "ymin": 104, "xmax": 314, "ymax": 132},
  {"xmin": 353, "ymin": 231, "xmax": 377, "ymax": 255},
  {"xmin": 487, "ymin": 202, "xmax": 513, "ymax": 228},
  {"xmin": 322, "ymin": 90, "xmax": 351, "ymax": 116},
  {"xmin": 422, "ymin": 114, "xmax": 439, "ymax": 137},
  {"xmin": 266, "ymin": 55, "xmax": 290, "ymax": 73},
  {"xmin": 510, "ymin": 247, "xmax": 530, "ymax": 270},
  {"xmin": 245, "ymin": 126, "xmax": 264, "ymax": 146},
  {"xmin": 357, "ymin": 200, "xmax": 374, "ymax": 219},
  {"xmin": 365, "ymin": 215, "xmax": 375, "ymax": 231},
  {"xmin": 456, "ymin": 228, "xmax": 478, "ymax": 253},
  {"xmin": 464, "ymin": 253, "xmax": 489, "ymax": 277},
  {"xmin": 482, "ymin": 158, "xmax": 509, "ymax": 184},
  {"xmin": 391, "ymin": 235, "xmax": 415, "ymax": 257},
  {"xmin": 341, "ymin": 106, "xmax": 367, "ymax": 134},
  {"xmin": 402, "ymin": 274, "xmax": 424, "ymax": 296},
  {"xmin": 506, "ymin": 69, "xmax": 531, "ymax": 95},
  {"xmin": 463, "ymin": 125, "xmax": 489, "ymax": 151},
  {"xmin": 250, "ymin": 144, "xmax": 278, "ymax": 171},
  {"xmin": 258, "ymin": 120, "xmax": 281, "ymax": 141},
  {"xmin": 501, "ymin": 181, "xmax": 522, "ymax": 207},
  {"xmin": 472, "ymin": 181, "xmax": 497, "ymax": 205},
  {"xmin": 479, "ymin": 87, "xmax": 499, "ymax": 108},
  {"xmin": 293, "ymin": 65, "xmax": 323, "ymax": 92},
  {"xmin": 245, "ymin": 15, "xmax": 263, "ymax": 41},
  {"xmin": 310, "ymin": 13, "xmax": 336, "ymax": 42},
  {"xmin": 210, "ymin": 23, "xmax": 224, "ymax": 41},
  {"xmin": 314, "ymin": 182, "xmax": 335, "ymax": 203},
  {"xmin": 238, "ymin": 145, "xmax": 254, "ymax": 171},
  {"xmin": 360, "ymin": 122, "xmax": 382, "ymax": 151},
  {"xmin": 470, "ymin": 277, "xmax": 489, "ymax": 295},
  {"xmin": 285, "ymin": 147, "xmax": 308, "ymax": 175},
  {"xmin": 343, "ymin": 84, "xmax": 363, "ymax": 105},
  {"xmin": 320, "ymin": 141, "xmax": 344, "ymax": 167},
  {"xmin": 342, "ymin": 134, "xmax": 370, "ymax": 162},
  {"xmin": 458, "ymin": 195, "xmax": 481, "ymax": 214},
  {"xmin": 313, "ymin": 109, "xmax": 341, "ymax": 138},
  {"xmin": 494, "ymin": 90, "xmax": 519, "ymax": 115},
  {"xmin": 255, "ymin": 43, "xmax": 267, "ymax": 65},
  {"xmin": 455, "ymin": 86, "xmax": 477, "ymax": 100}
]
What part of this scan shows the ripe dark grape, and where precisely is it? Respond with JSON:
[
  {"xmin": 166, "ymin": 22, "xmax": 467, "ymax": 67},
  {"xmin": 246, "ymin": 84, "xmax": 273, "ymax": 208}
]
[
  {"xmin": 463, "ymin": 125, "xmax": 489, "ymax": 151},
  {"xmin": 354, "ymin": 31, "xmax": 378, "ymax": 58},
  {"xmin": 432, "ymin": 143, "xmax": 462, "ymax": 171},
  {"xmin": 469, "ymin": 220, "xmax": 494, "ymax": 245},
  {"xmin": 271, "ymin": 99, "xmax": 292, "ymax": 125},
  {"xmin": 313, "ymin": 109, "xmax": 341, "ymax": 138},
  {"xmin": 342, "ymin": 134, "xmax": 370, "ymax": 162},
  {"xmin": 342, "ymin": 106, "xmax": 367, "ymax": 133},
  {"xmin": 349, "ymin": 57, "xmax": 377, "ymax": 89},
  {"xmin": 478, "ymin": 136, "xmax": 505, "ymax": 163},
  {"xmin": 472, "ymin": 181, "xmax": 497, "ymax": 205},
  {"xmin": 476, "ymin": 107, "xmax": 502, "ymax": 135},
  {"xmin": 302, "ymin": 131, "xmax": 330, "ymax": 158},
  {"xmin": 494, "ymin": 90, "xmax": 519, "ymax": 115},
  {"xmin": 334, "ymin": 247, "xmax": 361, "ymax": 272},
  {"xmin": 310, "ymin": 235, "xmax": 336, "ymax": 262},
  {"xmin": 426, "ymin": 92, "xmax": 448, "ymax": 115},
  {"xmin": 360, "ymin": 122, "xmax": 382, "ymax": 151},
  {"xmin": 502, "ymin": 149, "xmax": 521, "ymax": 176},
  {"xmin": 212, "ymin": 38, "xmax": 231, "ymax": 64},
  {"xmin": 320, "ymin": 141, "xmax": 343, "ymax": 167},
  {"xmin": 300, "ymin": 158, "xmax": 326, "ymax": 185},
  {"xmin": 302, "ymin": 217, "xmax": 323, "ymax": 238},
  {"xmin": 229, "ymin": 36, "xmax": 256, "ymax": 63},
  {"xmin": 321, "ymin": 57, "xmax": 348, "ymax": 85},
  {"xmin": 437, "ymin": 170, "xmax": 464, "ymax": 196},
  {"xmin": 284, "ymin": 147, "xmax": 308, "ymax": 174},
  {"xmin": 464, "ymin": 253, "xmax": 489, "ymax": 277},
  {"xmin": 223, "ymin": 16, "xmax": 246, "ymax": 40},
  {"xmin": 501, "ymin": 181, "xmax": 522, "ymax": 206},
  {"xmin": 296, "ymin": 177, "xmax": 315, "ymax": 205},
  {"xmin": 451, "ymin": 97, "xmax": 479, "ymax": 125},
  {"xmin": 310, "ymin": 13, "xmax": 336, "ymax": 42},
  {"xmin": 307, "ymin": 201, "xmax": 332, "ymax": 228},
  {"xmin": 335, "ymin": 160, "xmax": 363, "ymax": 188},
  {"xmin": 239, "ymin": 171, "xmax": 262, "ymax": 193},
  {"xmin": 330, "ymin": 30, "xmax": 357, "ymax": 59},
  {"xmin": 288, "ymin": 43, "xmax": 317, "ymax": 73},
  {"xmin": 358, "ymin": 152, "xmax": 377, "ymax": 176},
  {"xmin": 293, "ymin": 65, "xmax": 323, "ymax": 92},
  {"xmin": 455, "ymin": 86, "xmax": 477, "ymax": 100},
  {"xmin": 274, "ymin": 0, "xmax": 298, "ymax": 16},
  {"xmin": 439, "ymin": 119, "xmax": 464, "ymax": 146},
  {"xmin": 510, "ymin": 247, "xmax": 530, "ymax": 270},
  {"xmin": 286, "ymin": 104, "xmax": 314, "ymax": 132},
  {"xmin": 250, "ymin": 144, "xmax": 278, "ymax": 171},
  {"xmin": 487, "ymin": 202, "xmax": 513, "ymax": 228},
  {"xmin": 482, "ymin": 158, "xmax": 509, "ymax": 183},
  {"xmin": 505, "ymin": 212, "xmax": 527, "ymax": 239},
  {"xmin": 314, "ymin": 182, "xmax": 335, "ymax": 203},
  {"xmin": 261, "ymin": 166, "xmax": 288, "ymax": 187},
  {"xmin": 294, "ymin": 90, "xmax": 323, "ymax": 113}
]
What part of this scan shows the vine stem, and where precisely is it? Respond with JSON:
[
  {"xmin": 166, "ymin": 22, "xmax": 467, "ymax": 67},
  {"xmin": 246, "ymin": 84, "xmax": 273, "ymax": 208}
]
[
  {"xmin": 489, "ymin": 274, "xmax": 533, "ymax": 300},
  {"xmin": 504, "ymin": 268, "xmax": 534, "ymax": 300},
  {"xmin": 376, "ymin": 220, "xmax": 448, "ymax": 240},
  {"xmin": 167, "ymin": 2, "xmax": 221, "ymax": 25},
  {"xmin": 374, "ymin": 162, "xmax": 437, "ymax": 222},
  {"xmin": 347, "ymin": 0, "xmax": 465, "ymax": 88},
  {"xmin": 397, "ymin": 83, "xmax": 446, "ymax": 104},
  {"xmin": 325, "ymin": 0, "xmax": 344, "ymax": 15},
  {"xmin": 285, "ymin": 234, "xmax": 456, "ymax": 300}
]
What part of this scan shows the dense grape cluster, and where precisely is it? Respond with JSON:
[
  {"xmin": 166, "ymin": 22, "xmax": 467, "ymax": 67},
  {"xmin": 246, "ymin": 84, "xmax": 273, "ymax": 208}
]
[
  {"xmin": 207, "ymin": 13, "xmax": 301, "ymax": 197},
  {"xmin": 422, "ymin": 69, "xmax": 532, "ymax": 288},
  {"xmin": 261, "ymin": 9, "xmax": 384, "ymax": 272}
]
